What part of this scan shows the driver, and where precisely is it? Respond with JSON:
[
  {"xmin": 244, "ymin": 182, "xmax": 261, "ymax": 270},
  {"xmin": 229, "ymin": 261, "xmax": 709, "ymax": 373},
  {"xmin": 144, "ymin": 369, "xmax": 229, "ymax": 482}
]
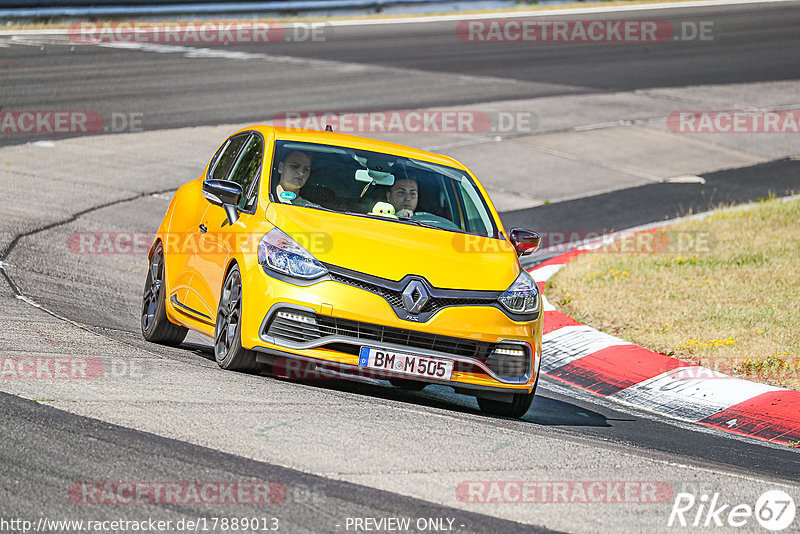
[
  {"xmin": 386, "ymin": 178, "xmax": 418, "ymax": 218},
  {"xmin": 276, "ymin": 150, "xmax": 318, "ymax": 207}
]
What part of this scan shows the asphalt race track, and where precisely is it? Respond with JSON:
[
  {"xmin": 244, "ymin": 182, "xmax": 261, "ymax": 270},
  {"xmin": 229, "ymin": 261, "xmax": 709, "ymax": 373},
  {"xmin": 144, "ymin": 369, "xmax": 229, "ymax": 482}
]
[
  {"xmin": 1, "ymin": 1, "xmax": 799, "ymax": 146},
  {"xmin": 1, "ymin": 1, "xmax": 799, "ymax": 532}
]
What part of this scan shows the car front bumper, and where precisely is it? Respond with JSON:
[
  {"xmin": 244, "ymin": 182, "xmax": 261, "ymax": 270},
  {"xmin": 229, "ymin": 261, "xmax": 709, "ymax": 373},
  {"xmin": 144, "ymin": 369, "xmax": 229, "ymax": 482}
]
[{"xmin": 240, "ymin": 267, "xmax": 542, "ymax": 394}]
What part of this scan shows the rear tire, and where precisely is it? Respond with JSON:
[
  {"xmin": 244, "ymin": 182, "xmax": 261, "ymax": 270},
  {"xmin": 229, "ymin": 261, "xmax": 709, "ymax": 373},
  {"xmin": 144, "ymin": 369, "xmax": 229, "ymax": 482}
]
[
  {"xmin": 214, "ymin": 265, "xmax": 263, "ymax": 373},
  {"xmin": 141, "ymin": 242, "xmax": 188, "ymax": 347}
]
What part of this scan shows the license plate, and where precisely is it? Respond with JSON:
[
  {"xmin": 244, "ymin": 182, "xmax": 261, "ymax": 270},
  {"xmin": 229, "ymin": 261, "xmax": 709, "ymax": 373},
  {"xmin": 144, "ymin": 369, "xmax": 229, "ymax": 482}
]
[{"xmin": 358, "ymin": 347, "xmax": 453, "ymax": 381}]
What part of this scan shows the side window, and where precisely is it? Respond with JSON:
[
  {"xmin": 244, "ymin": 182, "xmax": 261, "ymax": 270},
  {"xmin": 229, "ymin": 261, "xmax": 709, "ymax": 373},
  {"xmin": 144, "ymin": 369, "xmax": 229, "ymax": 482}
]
[
  {"xmin": 209, "ymin": 133, "xmax": 248, "ymax": 181},
  {"xmin": 229, "ymin": 135, "xmax": 264, "ymax": 212},
  {"xmin": 446, "ymin": 178, "xmax": 490, "ymax": 237},
  {"xmin": 459, "ymin": 185, "xmax": 491, "ymax": 237}
]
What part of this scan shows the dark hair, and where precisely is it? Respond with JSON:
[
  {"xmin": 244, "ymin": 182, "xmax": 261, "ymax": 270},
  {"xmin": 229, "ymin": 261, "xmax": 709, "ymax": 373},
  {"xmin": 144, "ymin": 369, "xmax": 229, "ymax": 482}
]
[
  {"xmin": 281, "ymin": 149, "xmax": 311, "ymax": 163},
  {"xmin": 389, "ymin": 176, "xmax": 418, "ymax": 188}
]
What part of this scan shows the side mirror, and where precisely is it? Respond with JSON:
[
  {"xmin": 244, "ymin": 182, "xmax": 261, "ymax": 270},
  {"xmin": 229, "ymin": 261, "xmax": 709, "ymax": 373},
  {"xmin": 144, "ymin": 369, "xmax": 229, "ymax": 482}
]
[
  {"xmin": 509, "ymin": 228, "xmax": 541, "ymax": 256},
  {"xmin": 203, "ymin": 179, "xmax": 242, "ymax": 225}
]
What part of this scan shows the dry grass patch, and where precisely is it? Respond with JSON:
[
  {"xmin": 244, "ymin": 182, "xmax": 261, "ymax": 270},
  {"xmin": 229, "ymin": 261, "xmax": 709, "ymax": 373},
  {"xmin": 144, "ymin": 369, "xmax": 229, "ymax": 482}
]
[{"xmin": 547, "ymin": 197, "xmax": 800, "ymax": 391}]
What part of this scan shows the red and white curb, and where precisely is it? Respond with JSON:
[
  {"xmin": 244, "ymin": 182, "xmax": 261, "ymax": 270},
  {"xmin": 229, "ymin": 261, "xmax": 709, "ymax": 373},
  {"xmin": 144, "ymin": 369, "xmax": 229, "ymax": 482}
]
[{"xmin": 528, "ymin": 250, "xmax": 800, "ymax": 447}]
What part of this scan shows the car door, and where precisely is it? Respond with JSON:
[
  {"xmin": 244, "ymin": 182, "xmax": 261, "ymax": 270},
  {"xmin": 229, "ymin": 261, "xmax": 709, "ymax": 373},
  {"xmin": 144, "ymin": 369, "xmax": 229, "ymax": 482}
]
[
  {"xmin": 176, "ymin": 132, "xmax": 250, "ymax": 326},
  {"xmin": 194, "ymin": 132, "xmax": 265, "ymax": 320}
]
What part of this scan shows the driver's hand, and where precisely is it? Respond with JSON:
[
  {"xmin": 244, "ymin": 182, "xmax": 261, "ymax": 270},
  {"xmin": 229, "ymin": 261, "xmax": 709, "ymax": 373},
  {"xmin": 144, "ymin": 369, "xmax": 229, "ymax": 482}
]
[{"xmin": 396, "ymin": 209, "xmax": 414, "ymax": 218}]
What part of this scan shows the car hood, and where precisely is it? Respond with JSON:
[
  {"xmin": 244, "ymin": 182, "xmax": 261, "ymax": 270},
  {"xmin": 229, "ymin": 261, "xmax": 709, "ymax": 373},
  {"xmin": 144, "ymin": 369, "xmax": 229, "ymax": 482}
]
[{"xmin": 266, "ymin": 204, "xmax": 520, "ymax": 291}]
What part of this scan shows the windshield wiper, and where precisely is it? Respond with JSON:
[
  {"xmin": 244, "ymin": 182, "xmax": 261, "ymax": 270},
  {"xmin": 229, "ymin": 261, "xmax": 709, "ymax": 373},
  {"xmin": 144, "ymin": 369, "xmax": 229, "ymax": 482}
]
[
  {"xmin": 396, "ymin": 216, "xmax": 436, "ymax": 229},
  {"xmin": 397, "ymin": 216, "xmax": 467, "ymax": 234},
  {"xmin": 304, "ymin": 204, "xmax": 338, "ymax": 213}
]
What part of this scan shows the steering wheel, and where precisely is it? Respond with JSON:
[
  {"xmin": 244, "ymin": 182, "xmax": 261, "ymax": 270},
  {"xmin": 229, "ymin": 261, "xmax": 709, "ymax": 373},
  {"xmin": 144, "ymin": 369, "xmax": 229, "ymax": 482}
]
[{"xmin": 412, "ymin": 212, "xmax": 463, "ymax": 231}]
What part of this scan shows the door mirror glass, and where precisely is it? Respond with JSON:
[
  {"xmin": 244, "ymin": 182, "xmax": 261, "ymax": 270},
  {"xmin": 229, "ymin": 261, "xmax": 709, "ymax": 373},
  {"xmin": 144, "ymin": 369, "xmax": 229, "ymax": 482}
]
[
  {"xmin": 203, "ymin": 179, "xmax": 243, "ymax": 225},
  {"xmin": 509, "ymin": 228, "xmax": 541, "ymax": 256},
  {"xmin": 203, "ymin": 179, "xmax": 242, "ymax": 207}
]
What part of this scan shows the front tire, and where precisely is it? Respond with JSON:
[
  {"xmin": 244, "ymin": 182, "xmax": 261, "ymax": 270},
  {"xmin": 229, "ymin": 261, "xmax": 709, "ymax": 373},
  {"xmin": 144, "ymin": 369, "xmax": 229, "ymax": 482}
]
[
  {"xmin": 141, "ymin": 242, "xmax": 188, "ymax": 347},
  {"xmin": 390, "ymin": 378, "xmax": 427, "ymax": 391},
  {"xmin": 477, "ymin": 376, "xmax": 538, "ymax": 418},
  {"xmin": 214, "ymin": 265, "xmax": 262, "ymax": 372}
]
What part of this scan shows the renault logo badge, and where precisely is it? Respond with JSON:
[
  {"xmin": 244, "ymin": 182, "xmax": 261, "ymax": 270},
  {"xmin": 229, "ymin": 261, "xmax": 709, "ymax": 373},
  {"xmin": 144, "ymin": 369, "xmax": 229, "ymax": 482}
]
[{"xmin": 402, "ymin": 280, "xmax": 429, "ymax": 314}]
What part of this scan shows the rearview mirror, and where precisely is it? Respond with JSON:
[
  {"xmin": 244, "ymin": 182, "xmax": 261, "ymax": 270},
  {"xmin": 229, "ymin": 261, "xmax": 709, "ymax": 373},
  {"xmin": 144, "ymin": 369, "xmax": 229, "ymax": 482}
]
[
  {"xmin": 509, "ymin": 228, "xmax": 541, "ymax": 256},
  {"xmin": 202, "ymin": 179, "xmax": 242, "ymax": 225},
  {"xmin": 354, "ymin": 169, "xmax": 395, "ymax": 186}
]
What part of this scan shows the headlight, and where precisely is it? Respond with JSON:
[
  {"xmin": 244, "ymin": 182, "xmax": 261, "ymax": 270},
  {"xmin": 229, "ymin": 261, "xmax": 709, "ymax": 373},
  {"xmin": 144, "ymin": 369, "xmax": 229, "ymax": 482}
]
[
  {"xmin": 497, "ymin": 270, "xmax": 540, "ymax": 315},
  {"xmin": 258, "ymin": 228, "xmax": 328, "ymax": 279}
]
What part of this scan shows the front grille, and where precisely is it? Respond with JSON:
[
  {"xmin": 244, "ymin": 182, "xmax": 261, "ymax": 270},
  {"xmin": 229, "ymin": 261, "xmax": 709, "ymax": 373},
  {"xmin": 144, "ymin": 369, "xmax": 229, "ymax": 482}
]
[
  {"xmin": 329, "ymin": 272, "xmax": 404, "ymax": 308},
  {"xmin": 328, "ymin": 271, "xmax": 492, "ymax": 316},
  {"xmin": 264, "ymin": 309, "xmax": 531, "ymax": 380},
  {"xmin": 266, "ymin": 310, "xmax": 497, "ymax": 358},
  {"xmin": 419, "ymin": 296, "xmax": 490, "ymax": 314}
]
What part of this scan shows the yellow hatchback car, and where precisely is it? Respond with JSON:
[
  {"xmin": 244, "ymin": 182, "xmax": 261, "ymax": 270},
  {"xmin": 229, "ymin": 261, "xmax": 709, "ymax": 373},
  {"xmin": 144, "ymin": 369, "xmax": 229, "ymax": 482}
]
[{"xmin": 141, "ymin": 125, "xmax": 543, "ymax": 417}]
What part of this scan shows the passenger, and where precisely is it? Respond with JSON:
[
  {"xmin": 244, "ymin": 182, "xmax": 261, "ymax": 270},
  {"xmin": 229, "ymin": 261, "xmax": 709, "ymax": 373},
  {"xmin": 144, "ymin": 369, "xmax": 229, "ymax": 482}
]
[
  {"xmin": 276, "ymin": 150, "xmax": 318, "ymax": 207},
  {"xmin": 386, "ymin": 178, "xmax": 418, "ymax": 218}
]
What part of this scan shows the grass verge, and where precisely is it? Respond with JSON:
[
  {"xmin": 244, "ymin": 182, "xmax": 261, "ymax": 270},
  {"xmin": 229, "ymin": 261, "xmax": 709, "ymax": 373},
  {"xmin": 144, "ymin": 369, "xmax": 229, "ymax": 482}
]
[{"xmin": 547, "ymin": 197, "xmax": 800, "ymax": 391}]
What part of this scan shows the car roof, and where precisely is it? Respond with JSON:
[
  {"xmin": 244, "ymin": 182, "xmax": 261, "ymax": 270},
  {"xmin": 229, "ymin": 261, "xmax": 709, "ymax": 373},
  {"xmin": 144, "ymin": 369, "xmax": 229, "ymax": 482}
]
[{"xmin": 233, "ymin": 125, "xmax": 470, "ymax": 172}]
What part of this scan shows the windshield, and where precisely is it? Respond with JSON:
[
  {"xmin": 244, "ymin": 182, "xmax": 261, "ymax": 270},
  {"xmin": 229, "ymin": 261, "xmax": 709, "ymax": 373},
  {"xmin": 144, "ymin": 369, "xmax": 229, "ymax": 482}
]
[{"xmin": 268, "ymin": 140, "xmax": 498, "ymax": 238}]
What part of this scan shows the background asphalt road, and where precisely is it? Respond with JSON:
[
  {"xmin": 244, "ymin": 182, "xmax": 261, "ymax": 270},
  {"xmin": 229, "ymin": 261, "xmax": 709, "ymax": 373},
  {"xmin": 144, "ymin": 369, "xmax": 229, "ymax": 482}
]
[
  {"xmin": 1, "ymin": 2, "xmax": 799, "ymax": 146},
  {"xmin": 1, "ymin": 2, "xmax": 799, "ymax": 532},
  {"xmin": 1, "ymin": 392, "xmax": 551, "ymax": 534}
]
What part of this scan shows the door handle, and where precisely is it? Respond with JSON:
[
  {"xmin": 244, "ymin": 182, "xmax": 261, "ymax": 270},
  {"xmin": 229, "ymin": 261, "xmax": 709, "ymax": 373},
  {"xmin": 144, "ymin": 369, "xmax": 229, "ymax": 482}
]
[{"xmin": 199, "ymin": 224, "xmax": 207, "ymax": 233}]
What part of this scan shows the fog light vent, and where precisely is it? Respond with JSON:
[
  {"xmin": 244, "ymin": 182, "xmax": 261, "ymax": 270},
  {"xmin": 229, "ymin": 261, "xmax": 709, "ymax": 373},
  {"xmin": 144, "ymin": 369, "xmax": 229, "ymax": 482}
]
[
  {"xmin": 486, "ymin": 343, "xmax": 530, "ymax": 380},
  {"xmin": 276, "ymin": 310, "xmax": 317, "ymax": 325},
  {"xmin": 267, "ymin": 309, "xmax": 322, "ymax": 343}
]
